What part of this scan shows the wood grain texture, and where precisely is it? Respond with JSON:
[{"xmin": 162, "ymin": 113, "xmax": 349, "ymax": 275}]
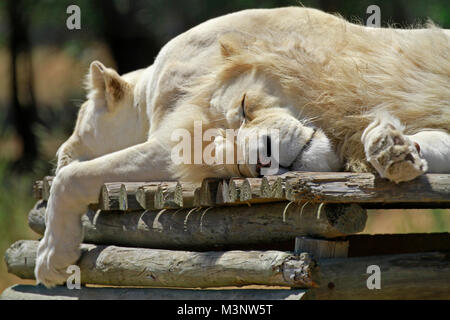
[
  {"xmin": 28, "ymin": 200, "xmax": 367, "ymax": 249},
  {"xmin": 34, "ymin": 173, "xmax": 450, "ymax": 210},
  {"xmin": 304, "ymin": 251, "xmax": 450, "ymax": 300},
  {"xmin": 295, "ymin": 237, "xmax": 348, "ymax": 258},
  {"xmin": 5, "ymin": 240, "xmax": 315, "ymax": 288},
  {"xmin": 99, "ymin": 183, "xmax": 121, "ymax": 211},
  {"xmin": 284, "ymin": 172, "xmax": 450, "ymax": 204},
  {"xmin": 118, "ymin": 183, "xmax": 144, "ymax": 211},
  {"xmin": 155, "ymin": 182, "xmax": 182, "ymax": 209},
  {"xmin": 0, "ymin": 284, "xmax": 307, "ymax": 300}
]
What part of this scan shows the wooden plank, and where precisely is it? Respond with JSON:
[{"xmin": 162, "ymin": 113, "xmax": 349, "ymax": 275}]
[
  {"xmin": 197, "ymin": 178, "xmax": 221, "ymax": 206},
  {"xmin": 295, "ymin": 237, "xmax": 348, "ymax": 258},
  {"xmin": 284, "ymin": 172, "xmax": 450, "ymax": 204},
  {"xmin": 222, "ymin": 177, "xmax": 283, "ymax": 205},
  {"xmin": 261, "ymin": 176, "xmax": 284, "ymax": 198},
  {"xmin": 5, "ymin": 240, "xmax": 315, "ymax": 288},
  {"xmin": 216, "ymin": 180, "xmax": 229, "ymax": 203},
  {"xmin": 135, "ymin": 182, "xmax": 160, "ymax": 210},
  {"xmin": 134, "ymin": 182, "xmax": 187, "ymax": 210},
  {"xmin": 227, "ymin": 178, "xmax": 250, "ymax": 202},
  {"xmin": 175, "ymin": 182, "xmax": 198, "ymax": 208},
  {"xmin": 6, "ymin": 241, "xmax": 450, "ymax": 299},
  {"xmin": 303, "ymin": 251, "xmax": 450, "ymax": 300},
  {"xmin": 155, "ymin": 182, "xmax": 182, "ymax": 209},
  {"xmin": 35, "ymin": 173, "xmax": 450, "ymax": 209},
  {"xmin": 0, "ymin": 284, "xmax": 307, "ymax": 300},
  {"xmin": 119, "ymin": 183, "xmax": 144, "ymax": 211},
  {"xmin": 99, "ymin": 183, "xmax": 121, "ymax": 211},
  {"xmin": 28, "ymin": 200, "xmax": 367, "ymax": 249}
]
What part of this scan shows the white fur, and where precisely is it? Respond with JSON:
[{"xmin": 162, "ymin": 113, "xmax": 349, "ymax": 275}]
[{"xmin": 35, "ymin": 7, "xmax": 450, "ymax": 287}]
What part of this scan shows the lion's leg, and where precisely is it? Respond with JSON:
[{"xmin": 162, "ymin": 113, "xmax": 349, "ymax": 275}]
[
  {"xmin": 35, "ymin": 138, "xmax": 173, "ymax": 287},
  {"xmin": 361, "ymin": 113, "xmax": 427, "ymax": 183},
  {"xmin": 407, "ymin": 130, "xmax": 450, "ymax": 173}
]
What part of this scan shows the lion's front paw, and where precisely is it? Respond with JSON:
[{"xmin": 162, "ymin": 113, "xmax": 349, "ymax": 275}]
[
  {"xmin": 35, "ymin": 238, "xmax": 80, "ymax": 288},
  {"xmin": 363, "ymin": 120, "xmax": 428, "ymax": 183}
]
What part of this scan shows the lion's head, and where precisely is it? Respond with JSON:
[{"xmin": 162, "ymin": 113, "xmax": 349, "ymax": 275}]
[
  {"xmin": 55, "ymin": 61, "xmax": 148, "ymax": 174},
  {"xmin": 171, "ymin": 34, "xmax": 342, "ymax": 180}
]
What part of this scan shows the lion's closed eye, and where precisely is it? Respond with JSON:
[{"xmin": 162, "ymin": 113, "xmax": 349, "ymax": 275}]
[{"xmin": 241, "ymin": 94, "xmax": 247, "ymax": 120}]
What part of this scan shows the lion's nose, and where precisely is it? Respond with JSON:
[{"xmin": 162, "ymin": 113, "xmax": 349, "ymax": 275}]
[{"xmin": 257, "ymin": 158, "xmax": 271, "ymax": 168}]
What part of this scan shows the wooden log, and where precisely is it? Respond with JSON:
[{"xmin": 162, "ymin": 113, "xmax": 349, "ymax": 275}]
[
  {"xmin": 135, "ymin": 182, "xmax": 185, "ymax": 210},
  {"xmin": 99, "ymin": 183, "xmax": 121, "ymax": 211},
  {"xmin": 216, "ymin": 180, "xmax": 229, "ymax": 203},
  {"xmin": 34, "ymin": 173, "xmax": 450, "ymax": 209},
  {"xmin": 155, "ymin": 182, "xmax": 182, "ymax": 209},
  {"xmin": 227, "ymin": 178, "xmax": 250, "ymax": 202},
  {"xmin": 303, "ymin": 251, "xmax": 450, "ymax": 300},
  {"xmin": 5, "ymin": 240, "xmax": 315, "ymax": 288},
  {"xmin": 227, "ymin": 178, "xmax": 266, "ymax": 205},
  {"xmin": 135, "ymin": 182, "xmax": 160, "ymax": 210},
  {"xmin": 284, "ymin": 172, "xmax": 450, "ymax": 205},
  {"xmin": 28, "ymin": 200, "xmax": 367, "ymax": 249},
  {"xmin": 174, "ymin": 182, "xmax": 199, "ymax": 208},
  {"xmin": 114, "ymin": 178, "xmax": 283, "ymax": 209},
  {"xmin": 261, "ymin": 176, "xmax": 284, "ymax": 198},
  {"xmin": 193, "ymin": 187, "xmax": 201, "ymax": 207},
  {"xmin": 0, "ymin": 284, "xmax": 307, "ymax": 300},
  {"xmin": 197, "ymin": 178, "xmax": 221, "ymax": 206},
  {"xmin": 119, "ymin": 183, "xmax": 144, "ymax": 211},
  {"xmin": 295, "ymin": 237, "xmax": 348, "ymax": 258},
  {"xmin": 215, "ymin": 177, "xmax": 285, "ymax": 206}
]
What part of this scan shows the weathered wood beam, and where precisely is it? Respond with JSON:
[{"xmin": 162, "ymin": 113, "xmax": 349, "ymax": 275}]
[
  {"xmin": 0, "ymin": 284, "xmax": 307, "ymax": 300},
  {"xmin": 135, "ymin": 182, "xmax": 160, "ymax": 210},
  {"xmin": 295, "ymin": 237, "xmax": 348, "ymax": 259},
  {"xmin": 197, "ymin": 178, "xmax": 221, "ymax": 207},
  {"xmin": 175, "ymin": 182, "xmax": 199, "ymax": 208},
  {"xmin": 220, "ymin": 177, "xmax": 284, "ymax": 205},
  {"xmin": 34, "ymin": 173, "xmax": 450, "ymax": 210},
  {"xmin": 136, "ymin": 182, "xmax": 197, "ymax": 210},
  {"xmin": 303, "ymin": 251, "xmax": 450, "ymax": 300},
  {"xmin": 5, "ymin": 240, "xmax": 315, "ymax": 288},
  {"xmin": 99, "ymin": 183, "xmax": 121, "ymax": 211},
  {"xmin": 28, "ymin": 200, "xmax": 367, "ymax": 249},
  {"xmin": 155, "ymin": 182, "xmax": 183, "ymax": 209},
  {"xmin": 261, "ymin": 176, "xmax": 285, "ymax": 198},
  {"xmin": 118, "ymin": 183, "xmax": 144, "ymax": 211},
  {"xmin": 284, "ymin": 172, "xmax": 450, "ymax": 204},
  {"xmin": 6, "ymin": 241, "xmax": 449, "ymax": 299}
]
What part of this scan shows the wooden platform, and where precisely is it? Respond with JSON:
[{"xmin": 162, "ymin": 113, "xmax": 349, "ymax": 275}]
[
  {"xmin": 3, "ymin": 172, "xmax": 448, "ymax": 300},
  {"xmin": 33, "ymin": 173, "xmax": 450, "ymax": 210}
]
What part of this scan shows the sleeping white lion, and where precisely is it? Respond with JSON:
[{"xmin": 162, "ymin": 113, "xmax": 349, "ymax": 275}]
[{"xmin": 35, "ymin": 7, "xmax": 450, "ymax": 287}]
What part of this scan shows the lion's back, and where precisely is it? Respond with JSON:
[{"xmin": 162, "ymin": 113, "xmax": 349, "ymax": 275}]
[{"xmin": 145, "ymin": 7, "xmax": 346, "ymax": 129}]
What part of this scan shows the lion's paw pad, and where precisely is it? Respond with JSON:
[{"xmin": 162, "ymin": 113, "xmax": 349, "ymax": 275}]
[{"xmin": 365, "ymin": 126, "xmax": 427, "ymax": 183}]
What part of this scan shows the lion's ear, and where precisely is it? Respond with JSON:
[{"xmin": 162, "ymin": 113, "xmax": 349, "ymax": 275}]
[
  {"xmin": 87, "ymin": 61, "xmax": 128, "ymax": 112},
  {"xmin": 219, "ymin": 34, "xmax": 243, "ymax": 58}
]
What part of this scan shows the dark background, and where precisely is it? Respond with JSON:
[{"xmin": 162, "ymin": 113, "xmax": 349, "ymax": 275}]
[{"xmin": 0, "ymin": 0, "xmax": 449, "ymax": 292}]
